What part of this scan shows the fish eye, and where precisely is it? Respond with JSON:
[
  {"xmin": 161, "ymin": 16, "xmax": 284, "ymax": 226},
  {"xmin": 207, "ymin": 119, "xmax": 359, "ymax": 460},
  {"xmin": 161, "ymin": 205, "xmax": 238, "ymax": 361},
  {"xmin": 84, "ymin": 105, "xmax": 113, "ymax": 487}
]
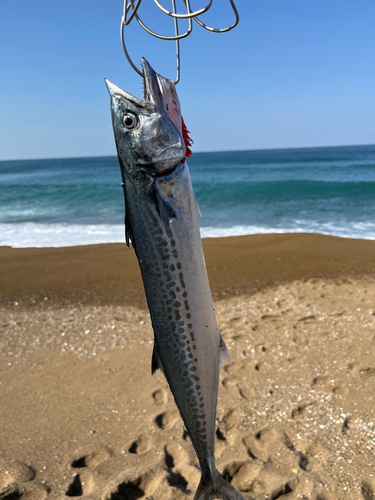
[{"xmin": 123, "ymin": 113, "xmax": 137, "ymax": 129}]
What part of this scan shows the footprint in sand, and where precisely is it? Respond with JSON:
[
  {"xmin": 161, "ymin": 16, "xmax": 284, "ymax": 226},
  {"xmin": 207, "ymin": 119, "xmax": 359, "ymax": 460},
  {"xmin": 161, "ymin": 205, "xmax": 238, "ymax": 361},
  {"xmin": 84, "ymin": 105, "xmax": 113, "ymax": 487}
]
[
  {"xmin": 152, "ymin": 388, "xmax": 168, "ymax": 406},
  {"xmin": 332, "ymin": 384, "xmax": 349, "ymax": 396},
  {"xmin": 221, "ymin": 375, "xmax": 240, "ymax": 389},
  {"xmin": 164, "ymin": 443, "xmax": 189, "ymax": 469},
  {"xmin": 128, "ymin": 434, "xmax": 153, "ymax": 455},
  {"xmin": 71, "ymin": 448, "xmax": 111, "ymax": 468},
  {"xmin": 155, "ymin": 409, "xmax": 180, "ymax": 429},
  {"xmin": 312, "ymin": 375, "xmax": 334, "ymax": 392},
  {"xmin": 220, "ymin": 409, "xmax": 242, "ymax": 433},
  {"xmin": 0, "ymin": 461, "xmax": 35, "ymax": 491},
  {"xmin": 251, "ymin": 463, "xmax": 297, "ymax": 498},
  {"xmin": 224, "ymin": 459, "xmax": 297, "ymax": 498},
  {"xmin": 109, "ymin": 471, "xmax": 162, "ymax": 500},
  {"xmin": 227, "ymin": 460, "xmax": 262, "ymax": 492},
  {"xmin": 66, "ymin": 470, "xmax": 97, "ymax": 497},
  {"xmin": 0, "ymin": 461, "xmax": 43, "ymax": 500},
  {"xmin": 242, "ymin": 435, "xmax": 268, "ymax": 462},
  {"xmin": 237, "ymin": 384, "xmax": 255, "ymax": 400},
  {"xmin": 163, "ymin": 443, "xmax": 199, "ymax": 493},
  {"xmin": 313, "ymin": 375, "xmax": 350, "ymax": 396},
  {"xmin": 226, "ymin": 439, "xmax": 327, "ymax": 499},
  {"xmin": 242, "ymin": 427, "xmax": 282, "ymax": 463},
  {"xmin": 223, "ymin": 361, "xmax": 242, "ymax": 375},
  {"xmin": 283, "ymin": 434, "xmax": 310, "ymax": 472},
  {"xmin": 66, "ymin": 449, "xmax": 111, "ymax": 497},
  {"xmin": 221, "ymin": 362, "xmax": 248, "ymax": 390},
  {"xmin": 66, "ymin": 474, "xmax": 85, "ymax": 497},
  {"xmin": 19, "ymin": 488, "xmax": 49, "ymax": 500}
]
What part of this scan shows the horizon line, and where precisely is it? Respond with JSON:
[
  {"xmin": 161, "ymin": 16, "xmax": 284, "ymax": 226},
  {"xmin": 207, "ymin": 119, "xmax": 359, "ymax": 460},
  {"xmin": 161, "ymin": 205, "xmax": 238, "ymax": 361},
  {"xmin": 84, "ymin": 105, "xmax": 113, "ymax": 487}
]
[{"xmin": 0, "ymin": 142, "xmax": 374, "ymax": 163}]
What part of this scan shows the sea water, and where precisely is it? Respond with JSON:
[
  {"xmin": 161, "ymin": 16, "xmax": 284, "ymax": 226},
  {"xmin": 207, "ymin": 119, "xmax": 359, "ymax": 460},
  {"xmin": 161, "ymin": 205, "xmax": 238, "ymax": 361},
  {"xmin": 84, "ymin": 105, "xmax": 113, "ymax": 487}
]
[{"xmin": 0, "ymin": 145, "xmax": 374, "ymax": 247}]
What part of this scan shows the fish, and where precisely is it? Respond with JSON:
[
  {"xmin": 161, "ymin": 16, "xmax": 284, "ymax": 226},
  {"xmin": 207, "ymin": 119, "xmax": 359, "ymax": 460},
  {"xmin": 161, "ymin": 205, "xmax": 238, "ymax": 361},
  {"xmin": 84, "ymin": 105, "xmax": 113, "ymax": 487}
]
[{"xmin": 105, "ymin": 58, "xmax": 245, "ymax": 500}]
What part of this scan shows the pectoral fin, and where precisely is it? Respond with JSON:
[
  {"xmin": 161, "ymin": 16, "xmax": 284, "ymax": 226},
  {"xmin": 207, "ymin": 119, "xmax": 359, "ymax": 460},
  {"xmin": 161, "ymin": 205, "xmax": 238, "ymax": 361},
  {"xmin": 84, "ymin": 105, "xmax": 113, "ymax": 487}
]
[
  {"xmin": 219, "ymin": 333, "xmax": 230, "ymax": 364},
  {"xmin": 218, "ymin": 333, "xmax": 230, "ymax": 375},
  {"xmin": 155, "ymin": 183, "xmax": 177, "ymax": 238}
]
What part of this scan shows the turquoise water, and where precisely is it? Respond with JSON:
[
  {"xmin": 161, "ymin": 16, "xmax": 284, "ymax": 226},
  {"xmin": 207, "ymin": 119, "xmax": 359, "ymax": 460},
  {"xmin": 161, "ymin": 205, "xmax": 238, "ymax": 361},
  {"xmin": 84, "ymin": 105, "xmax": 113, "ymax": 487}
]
[{"xmin": 0, "ymin": 144, "xmax": 374, "ymax": 247}]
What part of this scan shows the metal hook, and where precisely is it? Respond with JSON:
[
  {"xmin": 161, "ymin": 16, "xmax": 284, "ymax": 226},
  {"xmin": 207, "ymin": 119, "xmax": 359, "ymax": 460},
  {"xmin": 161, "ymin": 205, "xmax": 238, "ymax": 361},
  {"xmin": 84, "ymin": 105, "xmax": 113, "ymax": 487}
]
[
  {"xmin": 154, "ymin": 0, "xmax": 213, "ymax": 19},
  {"xmin": 122, "ymin": 0, "xmax": 142, "ymax": 26},
  {"xmin": 121, "ymin": 0, "xmax": 189, "ymax": 82},
  {"xmin": 120, "ymin": 0, "xmax": 239, "ymax": 84},
  {"xmin": 133, "ymin": 1, "xmax": 193, "ymax": 41},
  {"xmin": 192, "ymin": 0, "xmax": 239, "ymax": 33}
]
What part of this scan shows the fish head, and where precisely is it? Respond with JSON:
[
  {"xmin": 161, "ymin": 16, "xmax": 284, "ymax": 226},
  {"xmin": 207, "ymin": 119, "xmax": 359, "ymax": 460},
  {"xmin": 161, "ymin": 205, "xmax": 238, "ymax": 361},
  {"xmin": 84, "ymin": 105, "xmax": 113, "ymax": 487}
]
[{"xmin": 105, "ymin": 58, "xmax": 186, "ymax": 177}]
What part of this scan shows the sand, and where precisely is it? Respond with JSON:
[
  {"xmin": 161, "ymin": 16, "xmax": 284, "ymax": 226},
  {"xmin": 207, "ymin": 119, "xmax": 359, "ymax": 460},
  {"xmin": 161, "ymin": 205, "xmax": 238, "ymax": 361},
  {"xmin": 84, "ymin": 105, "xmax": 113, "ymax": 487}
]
[{"xmin": 1, "ymin": 233, "xmax": 375, "ymax": 500}]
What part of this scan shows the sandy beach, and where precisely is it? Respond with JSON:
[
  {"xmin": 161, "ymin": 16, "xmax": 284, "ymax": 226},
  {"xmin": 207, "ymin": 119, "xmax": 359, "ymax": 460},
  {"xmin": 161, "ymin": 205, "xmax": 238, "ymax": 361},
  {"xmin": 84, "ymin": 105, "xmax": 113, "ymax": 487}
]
[{"xmin": 1, "ymin": 233, "xmax": 375, "ymax": 500}]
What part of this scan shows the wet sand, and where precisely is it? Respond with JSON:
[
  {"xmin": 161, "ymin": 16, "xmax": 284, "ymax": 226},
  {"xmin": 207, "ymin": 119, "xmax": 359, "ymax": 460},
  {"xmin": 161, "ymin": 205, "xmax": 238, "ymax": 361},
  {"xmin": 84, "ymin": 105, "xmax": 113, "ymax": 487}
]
[{"xmin": 1, "ymin": 233, "xmax": 375, "ymax": 499}]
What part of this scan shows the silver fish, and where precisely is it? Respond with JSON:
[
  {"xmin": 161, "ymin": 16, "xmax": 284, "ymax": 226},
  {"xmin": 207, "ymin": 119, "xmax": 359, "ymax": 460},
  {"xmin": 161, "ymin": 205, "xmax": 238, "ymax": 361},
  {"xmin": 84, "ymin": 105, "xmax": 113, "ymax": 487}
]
[{"xmin": 105, "ymin": 58, "xmax": 245, "ymax": 500}]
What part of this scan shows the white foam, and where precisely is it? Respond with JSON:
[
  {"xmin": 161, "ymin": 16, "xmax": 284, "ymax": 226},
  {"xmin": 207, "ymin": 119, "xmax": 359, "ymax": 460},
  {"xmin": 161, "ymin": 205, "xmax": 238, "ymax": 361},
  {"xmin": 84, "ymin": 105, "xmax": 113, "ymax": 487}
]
[
  {"xmin": 0, "ymin": 223, "xmax": 126, "ymax": 248},
  {"xmin": 200, "ymin": 223, "xmax": 375, "ymax": 240},
  {"xmin": 1, "ymin": 221, "xmax": 375, "ymax": 248}
]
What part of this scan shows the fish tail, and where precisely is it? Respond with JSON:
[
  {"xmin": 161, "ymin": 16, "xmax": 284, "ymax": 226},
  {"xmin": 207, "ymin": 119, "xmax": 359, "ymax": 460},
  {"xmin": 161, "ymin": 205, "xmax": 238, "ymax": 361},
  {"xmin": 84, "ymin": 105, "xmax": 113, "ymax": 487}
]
[{"xmin": 193, "ymin": 469, "xmax": 246, "ymax": 500}]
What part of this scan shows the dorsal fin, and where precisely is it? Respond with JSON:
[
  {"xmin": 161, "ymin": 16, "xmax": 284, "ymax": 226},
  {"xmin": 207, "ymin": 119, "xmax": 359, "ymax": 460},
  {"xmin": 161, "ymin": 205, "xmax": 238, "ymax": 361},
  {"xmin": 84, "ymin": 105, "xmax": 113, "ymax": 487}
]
[{"xmin": 151, "ymin": 343, "xmax": 165, "ymax": 376}]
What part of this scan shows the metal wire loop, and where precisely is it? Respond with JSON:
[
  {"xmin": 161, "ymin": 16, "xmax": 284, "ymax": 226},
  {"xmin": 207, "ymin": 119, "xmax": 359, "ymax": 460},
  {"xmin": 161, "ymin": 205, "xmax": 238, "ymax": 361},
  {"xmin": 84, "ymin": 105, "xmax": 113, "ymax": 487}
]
[
  {"xmin": 121, "ymin": 0, "xmax": 239, "ymax": 84},
  {"xmin": 192, "ymin": 0, "xmax": 239, "ymax": 33},
  {"xmin": 154, "ymin": 0, "xmax": 212, "ymax": 19}
]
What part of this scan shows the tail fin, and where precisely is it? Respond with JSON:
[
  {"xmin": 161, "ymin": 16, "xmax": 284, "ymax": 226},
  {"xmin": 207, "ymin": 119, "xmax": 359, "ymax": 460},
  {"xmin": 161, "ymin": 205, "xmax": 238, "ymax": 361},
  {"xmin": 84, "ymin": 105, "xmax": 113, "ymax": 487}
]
[{"xmin": 194, "ymin": 469, "xmax": 246, "ymax": 500}]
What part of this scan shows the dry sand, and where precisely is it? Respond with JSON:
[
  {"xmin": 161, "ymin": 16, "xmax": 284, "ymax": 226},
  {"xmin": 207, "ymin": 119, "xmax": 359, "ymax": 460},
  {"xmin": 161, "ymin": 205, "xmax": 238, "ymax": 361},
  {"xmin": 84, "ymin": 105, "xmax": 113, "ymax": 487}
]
[{"xmin": 1, "ymin": 233, "xmax": 375, "ymax": 500}]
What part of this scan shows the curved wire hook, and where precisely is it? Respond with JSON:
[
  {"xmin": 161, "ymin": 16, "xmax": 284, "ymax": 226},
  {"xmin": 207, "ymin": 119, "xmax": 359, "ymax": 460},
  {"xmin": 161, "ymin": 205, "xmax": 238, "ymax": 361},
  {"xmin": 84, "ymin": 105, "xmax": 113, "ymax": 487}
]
[
  {"xmin": 154, "ymin": 0, "xmax": 212, "ymax": 19},
  {"xmin": 193, "ymin": 0, "xmax": 239, "ymax": 33},
  {"xmin": 134, "ymin": 4, "xmax": 193, "ymax": 40},
  {"xmin": 123, "ymin": 0, "xmax": 192, "ymax": 38},
  {"xmin": 121, "ymin": 0, "xmax": 188, "ymax": 83},
  {"xmin": 122, "ymin": 0, "xmax": 142, "ymax": 26},
  {"xmin": 153, "ymin": 0, "xmax": 238, "ymax": 31},
  {"xmin": 121, "ymin": 0, "xmax": 239, "ymax": 84}
]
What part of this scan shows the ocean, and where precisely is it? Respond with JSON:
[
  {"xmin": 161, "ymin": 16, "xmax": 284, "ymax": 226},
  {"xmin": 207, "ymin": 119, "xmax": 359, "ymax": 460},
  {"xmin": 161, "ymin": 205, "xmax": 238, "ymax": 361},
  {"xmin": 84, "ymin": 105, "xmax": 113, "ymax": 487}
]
[{"xmin": 1, "ymin": 145, "xmax": 374, "ymax": 248}]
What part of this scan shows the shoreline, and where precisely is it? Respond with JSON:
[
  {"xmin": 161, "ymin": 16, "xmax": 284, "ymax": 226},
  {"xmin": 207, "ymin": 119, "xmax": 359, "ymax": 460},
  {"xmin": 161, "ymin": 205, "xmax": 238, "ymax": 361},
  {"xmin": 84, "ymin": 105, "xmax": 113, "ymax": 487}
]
[
  {"xmin": 1, "ymin": 232, "xmax": 375, "ymax": 309},
  {"xmin": 2, "ymin": 226, "xmax": 375, "ymax": 250}
]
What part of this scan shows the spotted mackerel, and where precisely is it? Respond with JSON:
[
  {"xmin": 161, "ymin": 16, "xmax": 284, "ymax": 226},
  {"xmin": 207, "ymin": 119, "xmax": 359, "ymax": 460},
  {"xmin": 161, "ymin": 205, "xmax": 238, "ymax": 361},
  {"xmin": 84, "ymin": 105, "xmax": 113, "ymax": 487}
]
[{"xmin": 105, "ymin": 58, "xmax": 245, "ymax": 500}]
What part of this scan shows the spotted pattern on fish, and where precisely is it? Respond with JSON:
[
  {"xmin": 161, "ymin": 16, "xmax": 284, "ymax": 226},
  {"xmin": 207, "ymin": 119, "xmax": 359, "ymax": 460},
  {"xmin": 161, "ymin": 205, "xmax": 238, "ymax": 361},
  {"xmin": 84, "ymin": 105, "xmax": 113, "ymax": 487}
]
[{"xmin": 141, "ymin": 218, "xmax": 210, "ymax": 448}]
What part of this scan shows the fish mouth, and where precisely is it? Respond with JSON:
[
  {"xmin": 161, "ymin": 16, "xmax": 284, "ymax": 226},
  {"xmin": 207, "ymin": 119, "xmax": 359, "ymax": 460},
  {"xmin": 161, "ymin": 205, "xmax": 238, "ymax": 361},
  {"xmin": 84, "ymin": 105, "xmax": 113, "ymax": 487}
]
[
  {"xmin": 104, "ymin": 78, "xmax": 147, "ymax": 110},
  {"xmin": 105, "ymin": 59, "xmax": 184, "ymax": 137},
  {"xmin": 141, "ymin": 58, "xmax": 165, "ymax": 108},
  {"xmin": 141, "ymin": 58, "xmax": 183, "ymax": 136}
]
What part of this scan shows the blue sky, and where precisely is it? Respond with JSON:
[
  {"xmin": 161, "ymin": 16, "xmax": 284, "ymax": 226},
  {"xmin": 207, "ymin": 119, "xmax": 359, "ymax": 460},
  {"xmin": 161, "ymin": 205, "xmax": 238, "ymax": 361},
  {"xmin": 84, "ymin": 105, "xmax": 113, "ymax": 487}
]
[{"xmin": 0, "ymin": 0, "xmax": 374, "ymax": 160}]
